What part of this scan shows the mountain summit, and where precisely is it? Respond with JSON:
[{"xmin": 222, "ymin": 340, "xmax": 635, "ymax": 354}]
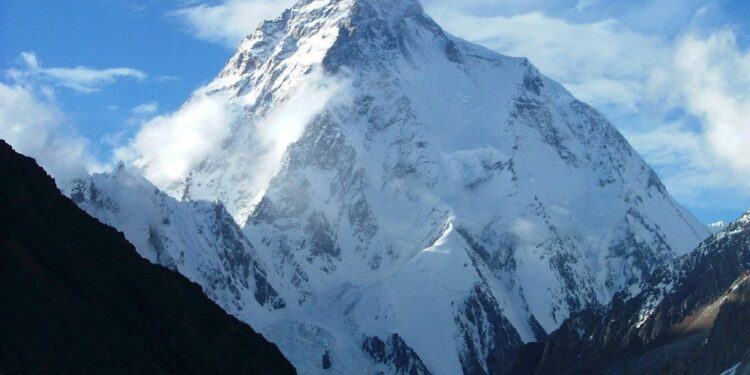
[{"xmin": 75, "ymin": 0, "xmax": 709, "ymax": 373}]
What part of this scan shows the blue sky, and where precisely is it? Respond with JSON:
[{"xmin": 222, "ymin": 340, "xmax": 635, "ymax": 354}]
[
  {"xmin": 0, "ymin": 1, "xmax": 231, "ymax": 157},
  {"xmin": 1, "ymin": 0, "xmax": 750, "ymax": 224}
]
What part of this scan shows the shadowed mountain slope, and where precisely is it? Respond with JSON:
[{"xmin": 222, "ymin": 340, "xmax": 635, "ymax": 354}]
[{"xmin": 0, "ymin": 139, "xmax": 297, "ymax": 375}]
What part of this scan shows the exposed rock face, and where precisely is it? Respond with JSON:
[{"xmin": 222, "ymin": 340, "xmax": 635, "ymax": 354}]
[
  {"xmin": 456, "ymin": 285, "xmax": 525, "ymax": 375},
  {"xmin": 363, "ymin": 334, "xmax": 433, "ymax": 375},
  {"xmin": 70, "ymin": 0, "xmax": 708, "ymax": 373},
  {"xmin": 0, "ymin": 140, "xmax": 296, "ymax": 375},
  {"xmin": 515, "ymin": 211, "xmax": 750, "ymax": 375},
  {"xmin": 691, "ymin": 275, "xmax": 750, "ymax": 375}
]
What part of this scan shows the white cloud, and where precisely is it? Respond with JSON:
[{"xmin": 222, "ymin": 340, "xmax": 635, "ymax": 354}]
[
  {"xmin": 615, "ymin": 29, "xmax": 750, "ymax": 209},
  {"xmin": 156, "ymin": 75, "xmax": 182, "ymax": 82},
  {"xmin": 0, "ymin": 53, "xmax": 147, "ymax": 182},
  {"xmin": 249, "ymin": 68, "xmax": 351, "ymax": 195},
  {"xmin": 130, "ymin": 101, "xmax": 159, "ymax": 116},
  {"xmin": 172, "ymin": 0, "xmax": 295, "ymax": 48},
  {"xmin": 511, "ymin": 218, "xmax": 547, "ymax": 246},
  {"xmin": 8, "ymin": 52, "xmax": 146, "ymax": 93},
  {"xmin": 575, "ymin": 0, "xmax": 597, "ymax": 11},
  {"xmin": 0, "ymin": 83, "xmax": 104, "ymax": 185},
  {"xmin": 20, "ymin": 52, "xmax": 40, "ymax": 70},
  {"xmin": 115, "ymin": 92, "xmax": 235, "ymax": 189},
  {"xmin": 116, "ymin": 67, "xmax": 350, "ymax": 208},
  {"xmin": 672, "ymin": 29, "xmax": 750, "ymax": 188},
  {"xmin": 621, "ymin": 123, "xmax": 729, "ymax": 203}
]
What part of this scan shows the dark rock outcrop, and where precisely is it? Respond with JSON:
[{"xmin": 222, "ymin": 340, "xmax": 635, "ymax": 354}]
[
  {"xmin": 456, "ymin": 285, "xmax": 524, "ymax": 375},
  {"xmin": 362, "ymin": 333, "xmax": 433, "ymax": 375}
]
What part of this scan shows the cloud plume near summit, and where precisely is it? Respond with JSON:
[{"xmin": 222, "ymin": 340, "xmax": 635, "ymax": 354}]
[{"xmin": 116, "ymin": 67, "xmax": 350, "ymax": 204}]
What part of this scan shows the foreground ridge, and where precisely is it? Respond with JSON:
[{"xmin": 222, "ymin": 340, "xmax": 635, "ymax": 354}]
[{"xmin": 0, "ymin": 140, "xmax": 296, "ymax": 375}]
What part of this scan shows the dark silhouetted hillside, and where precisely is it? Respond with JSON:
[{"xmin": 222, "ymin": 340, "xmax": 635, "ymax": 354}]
[{"xmin": 0, "ymin": 139, "xmax": 296, "ymax": 375}]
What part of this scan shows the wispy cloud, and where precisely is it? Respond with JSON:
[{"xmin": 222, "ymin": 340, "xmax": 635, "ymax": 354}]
[
  {"xmin": 130, "ymin": 101, "xmax": 159, "ymax": 116},
  {"xmin": 0, "ymin": 52, "xmax": 147, "ymax": 184},
  {"xmin": 672, "ymin": 29, "xmax": 750, "ymax": 189},
  {"xmin": 171, "ymin": 0, "xmax": 294, "ymax": 48},
  {"xmin": 156, "ymin": 75, "xmax": 182, "ymax": 82},
  {"xmin": 622, "ymin": 122, "xmax": 724, "ymax": 202},
  {"xmin": 115, "ymin": 91, "xmax": 235, "ymax": 189},
  {"xmin": 0, "ymin": 82, "xmax": 105, "ymax": 185},
  {"xmin": 116, "ymin": 68, "xmax": 350, "ymax": 202},
  {"xmin": 7, "ymin": 52, "xmax": 146, "ymax": 93}
]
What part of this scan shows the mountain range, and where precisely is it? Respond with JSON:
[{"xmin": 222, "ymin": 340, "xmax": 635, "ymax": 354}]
[{"xmin": 61, "ymin": 0, "xmax": 721, "ymax": 374}]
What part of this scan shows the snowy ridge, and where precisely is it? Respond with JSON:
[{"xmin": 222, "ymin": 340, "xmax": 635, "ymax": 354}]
[
  {"xmin": 72, "ymin": 0, "xmax": 709, "ymax": 373},
  {"xmin": 69, "ymin": 167, "xmax": 285, "ymax": 325}
]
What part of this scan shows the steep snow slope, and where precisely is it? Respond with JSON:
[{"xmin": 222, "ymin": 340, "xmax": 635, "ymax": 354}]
[
  {"xmin": 69, "ymin": 167, "xmax": 285, "ymax": 326},
  {"xmin": 75, "ymin": 0, "xmax": 708, "ymax": 374}
]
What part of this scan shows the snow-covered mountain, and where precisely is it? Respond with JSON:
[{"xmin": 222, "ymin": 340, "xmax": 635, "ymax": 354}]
[
  {"xmin": 72, "ymin": 0, "xmax": 709, "ymax": 373},
  {"xmin": 70, "ymin": 167, "xmax": 286, "ymax": 323}
]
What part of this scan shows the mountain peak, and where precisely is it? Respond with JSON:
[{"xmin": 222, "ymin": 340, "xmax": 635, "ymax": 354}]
[
  {"xmin": 106, "ymin": 1, "xmax": 711, "ymax": 373},
  {"xmin": 218, "ymin": 0, "xmax": 461, "ymax": 83}
]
